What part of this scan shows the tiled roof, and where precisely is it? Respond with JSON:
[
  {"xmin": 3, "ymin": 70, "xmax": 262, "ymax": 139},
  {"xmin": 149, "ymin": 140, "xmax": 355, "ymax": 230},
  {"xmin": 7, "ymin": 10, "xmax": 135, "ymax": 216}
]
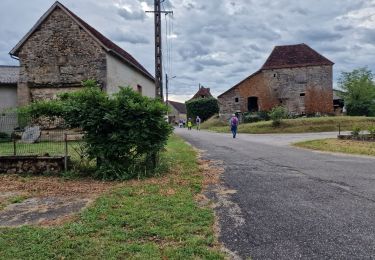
[
  {"xmin": 191, "ymin": 87, "xmax": 213, "ymax": 100},
  {"xmin": 261, "ymin": 43, "xmax": 334, "ymax": 70},
  {"xmin": 168, "ymin": 101, "xmax": 187, "ymax": 114},
  {"xmin": 0, "ymin": 66, "xmax": 19, "ymax": 85},
  {"xmin": 10, "ymin": 1, "xmax": 154, "ymax": 81}
]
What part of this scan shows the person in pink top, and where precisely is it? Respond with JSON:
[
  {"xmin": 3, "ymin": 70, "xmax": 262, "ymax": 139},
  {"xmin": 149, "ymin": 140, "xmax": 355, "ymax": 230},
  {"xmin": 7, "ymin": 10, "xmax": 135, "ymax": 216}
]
[{"xmin": 230, "ymin": 114, "xmax": 239, "ymax": 138}]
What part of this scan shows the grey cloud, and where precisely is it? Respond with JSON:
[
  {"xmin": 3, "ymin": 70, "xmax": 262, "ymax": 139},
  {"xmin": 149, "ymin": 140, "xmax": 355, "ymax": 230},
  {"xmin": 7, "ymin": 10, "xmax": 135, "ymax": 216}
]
[
  {"xmin": 334, "ymin": 25, "xmax": 354, "ymax": 31},
  {"xmin": 301, "ymin": 30, "xmax": 343, "ymax": 42},
  {"xmin": 118, "ymin": 8, "xmax": 145, "ymax": 21},
  {"xmin": 111, "ymin": 30, "xmax": 150, "ymax": 44},
  {"xmin": 178, "ymin": 43, "xmax": 210, "ymax": 60},
  {"xmin": 290, "ymin": 8, "xmax": 308, "ymax": 15}
]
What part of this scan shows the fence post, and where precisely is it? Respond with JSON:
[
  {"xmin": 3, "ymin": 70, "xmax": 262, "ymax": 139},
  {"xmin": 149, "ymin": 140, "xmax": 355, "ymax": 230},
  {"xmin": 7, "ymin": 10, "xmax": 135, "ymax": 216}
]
[
  {"xmin": 64, "ymin": 133, "xmax": 68, "ymax": 171},
  {"xmin": 13, "ymin": 133, "xmax": 16, "ymax": 156},
  {"xmin": 338, "ymin": 123, "xmax": 341, "ymax": 136}
]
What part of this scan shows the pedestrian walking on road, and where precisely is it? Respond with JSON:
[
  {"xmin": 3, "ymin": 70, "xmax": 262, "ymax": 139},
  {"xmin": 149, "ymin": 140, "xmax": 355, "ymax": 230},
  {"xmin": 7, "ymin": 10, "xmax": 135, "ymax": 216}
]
[
  {"xmin": 230, "ymin": 114, "xmax": 239, "ymax": 138},
  {"xmin": 187, "ymin": 118, "xmax": 192, "ymax": 130},
  {"xmin": 196, "ymin": 116, "xmax": 201, "ymax": 131}
]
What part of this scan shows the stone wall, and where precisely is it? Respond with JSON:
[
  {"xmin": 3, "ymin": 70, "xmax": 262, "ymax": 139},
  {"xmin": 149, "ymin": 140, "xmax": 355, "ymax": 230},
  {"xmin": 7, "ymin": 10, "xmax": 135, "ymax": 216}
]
[
  {"xmin": 0, "ymin": 156, "xmax": 65, "ymax": 175},
  {"xmin": 218, "ymin": 72, "xmax": 279, "ymax": 118},
  {"xmin": 219, "ymin": 65, "xmax": 333, "ymax": 117},
  {"xmin": 17, "ymin": 7, "xmax": 107, "ymax": 106},
  {"xmin": 263, "ymin": 65, "xmax": 333, "ymax": 115}
]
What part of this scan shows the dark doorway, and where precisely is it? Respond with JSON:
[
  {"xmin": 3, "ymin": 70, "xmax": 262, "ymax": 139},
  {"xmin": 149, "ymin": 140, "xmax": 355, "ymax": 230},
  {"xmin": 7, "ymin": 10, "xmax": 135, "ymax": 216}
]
[{"xmin": 247, "ymin": 97, "xmax": 259, "ymax": 112}]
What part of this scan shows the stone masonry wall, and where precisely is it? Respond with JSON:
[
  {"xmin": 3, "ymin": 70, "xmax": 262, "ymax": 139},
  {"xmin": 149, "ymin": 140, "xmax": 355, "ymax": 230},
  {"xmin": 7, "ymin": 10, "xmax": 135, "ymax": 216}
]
[
  {"xmin": 263, "ymin": 65, "xmax": 333, "ymax": 115},
  {"xmin": 218, "ymin": 72, "xmax": 279, "ymax": 118},
  {"xmin": 219, "ymin": 65, "xmax": 333, "ymax": 117},
  {"xmin": 0, "ymin": 156, "xmax": 65, "ymax": 175},
  {"xmin": 17, "ymin": 7, "xmax": 107, "ymax": 105}
]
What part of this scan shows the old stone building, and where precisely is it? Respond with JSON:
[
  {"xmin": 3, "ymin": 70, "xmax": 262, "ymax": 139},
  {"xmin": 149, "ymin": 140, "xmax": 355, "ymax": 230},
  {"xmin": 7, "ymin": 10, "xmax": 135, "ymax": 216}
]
[
  {"xmin": 168, "ymin": 101, "xmax": 187, "ymax": 124},
  {"xmin": 190, "ymin": 86, "xmax": 213, "ymax": 100},
  {"xmin": 9, "ymin": 1, "xmax": 155, "ymax": 106},
  {"xmin": 0, "ymin": 66, "xmax": 19, "ymax": 111},
  {"xmin": 218, "ymin": 44, "xmax": 334, "ymax": 118}
]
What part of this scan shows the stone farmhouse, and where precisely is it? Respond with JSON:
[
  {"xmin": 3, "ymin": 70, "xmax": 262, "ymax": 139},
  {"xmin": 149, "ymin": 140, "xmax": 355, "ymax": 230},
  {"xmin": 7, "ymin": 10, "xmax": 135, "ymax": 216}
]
[
  {"xmin": 168, "ymin": 100, "xmax": 187, "ymax": 124},
  {"xmin": 6, "ymin": 1, "xmax": 155, "ymax": 108},
  {"xmin": 190, "ymin": 86, "xmax": 213, "ymax": 101},
  {"xmin": 218, "ymin": 44, "xmax": 334, "ymax": 118},
  {"xmin": 0, "ymin": 66, "xmax": 19, "ymax": 111}
]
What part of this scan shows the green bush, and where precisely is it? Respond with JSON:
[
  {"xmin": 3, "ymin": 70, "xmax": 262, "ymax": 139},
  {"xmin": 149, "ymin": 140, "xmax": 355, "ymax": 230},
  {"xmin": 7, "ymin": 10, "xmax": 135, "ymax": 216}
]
[
  {"xmin": 21, "ymin": 80, "xmax": 172, "ymax": 180},
  {"xmin": 185, "ymin": 98, "xmax": 219, "ymax": 122},
  {"xmin": 0, "ymin": 132, "xmax": 10, "ymax": 142},
  {"xmin": 368, "ymin": 126, "xmax": 375, "ymax": 138},
  {"xmin": 352, "ymin": 126, "xmax": 361, "ymax": 137},
  {"xmin": 243, "ymin": 111, "xmax": 270, "ymax": 123},
  {"xmin": 269, "ymin": 106, "xmax": 287, "ymax": 127}
]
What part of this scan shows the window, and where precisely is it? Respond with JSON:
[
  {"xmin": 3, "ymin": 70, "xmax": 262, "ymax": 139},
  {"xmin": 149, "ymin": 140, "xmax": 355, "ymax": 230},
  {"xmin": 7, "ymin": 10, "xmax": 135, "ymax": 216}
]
[
  {"xmin": 300, "ymin": 93, "xmax": 305, "ymax": 97},
  {"xmin": 235, "ymin": 97, "xmax": 239, "ymax": 103},
  {"xmin": 137, "ymin": 85, "xmax": 142, "ymax": 94}
]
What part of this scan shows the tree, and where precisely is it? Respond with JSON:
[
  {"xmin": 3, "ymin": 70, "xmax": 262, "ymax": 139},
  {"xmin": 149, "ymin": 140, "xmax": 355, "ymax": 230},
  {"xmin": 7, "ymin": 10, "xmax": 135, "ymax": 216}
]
[
  {"xmin": 185, "ymin": 97, "xmax": 219, "ymax": 122},
  {"xmin": 22, "ymin": 80, "xmax": 172, "ymax": 180},
  {"xmin": 338, "ymin": 67, "xmax": 375, "ymax": 116}
]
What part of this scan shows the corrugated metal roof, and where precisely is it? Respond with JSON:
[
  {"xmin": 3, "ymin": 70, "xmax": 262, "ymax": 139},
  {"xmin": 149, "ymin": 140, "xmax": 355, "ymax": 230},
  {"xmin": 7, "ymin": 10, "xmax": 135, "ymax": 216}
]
[{"xmin": 0, "ymin": 66, "xmax": 19, "ymax": 85}]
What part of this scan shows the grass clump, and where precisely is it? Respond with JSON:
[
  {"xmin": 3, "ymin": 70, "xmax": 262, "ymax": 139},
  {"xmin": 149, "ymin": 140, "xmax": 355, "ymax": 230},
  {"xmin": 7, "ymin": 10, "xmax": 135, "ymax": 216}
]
[{"xmin": 294, "ymin": 138, "xmax": 375, "ymax": 156}]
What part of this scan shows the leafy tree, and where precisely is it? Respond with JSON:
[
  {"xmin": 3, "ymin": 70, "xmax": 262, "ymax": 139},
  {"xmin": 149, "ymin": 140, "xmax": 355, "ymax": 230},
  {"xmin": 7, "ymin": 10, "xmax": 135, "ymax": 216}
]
[
  {"xmin": 185, "ymin": 97, "xmax": 219, "ymax": 122},
  {"xmin": 22, "ymin": 80, "xmax": 172, "ymax": 180},
  {"xmin": 338, "ymin": 67, "xmax": 375, "ymax": 116}
]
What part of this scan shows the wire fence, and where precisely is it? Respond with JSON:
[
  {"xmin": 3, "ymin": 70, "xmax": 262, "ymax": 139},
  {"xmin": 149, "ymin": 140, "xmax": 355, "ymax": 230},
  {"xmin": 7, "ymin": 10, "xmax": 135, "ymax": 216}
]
[{"xmin": 0, "ymin": 112, "xmax": 90, "ymax": 170}]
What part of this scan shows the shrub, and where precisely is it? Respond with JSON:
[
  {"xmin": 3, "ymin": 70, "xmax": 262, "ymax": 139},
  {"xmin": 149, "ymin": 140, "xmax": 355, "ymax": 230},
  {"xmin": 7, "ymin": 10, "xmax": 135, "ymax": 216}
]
[
  {"xmin": 352, "ymin": 126, "xmax": 361, "ymax": 137},
  {"xmin": 0, "ymin": 132, "xmax": 10, "ymax": 142},
  {"xmin": 185, "ymin": 97, "xmax": 219, "ymax": 122},
  {"xmin": 369, "ymin": 126, "xmax": 375, "ymax": 138},
  {"xmin": 269, "ymin": 106, "xmax": 287, "ymax": 127},
  {"xmin": 21, "ymin": 80, "xmax": 172, "ymax": 180}
]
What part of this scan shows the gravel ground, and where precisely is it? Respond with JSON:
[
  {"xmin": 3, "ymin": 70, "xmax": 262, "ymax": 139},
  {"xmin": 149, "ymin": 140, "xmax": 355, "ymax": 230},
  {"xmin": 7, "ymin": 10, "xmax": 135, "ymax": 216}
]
[{"xmin": 175, "ymin": 128, "xmax": 375, "ymax": 260}]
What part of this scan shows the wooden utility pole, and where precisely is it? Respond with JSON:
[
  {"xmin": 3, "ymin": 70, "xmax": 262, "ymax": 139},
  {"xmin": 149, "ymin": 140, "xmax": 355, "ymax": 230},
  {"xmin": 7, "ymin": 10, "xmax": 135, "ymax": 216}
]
[{"xmin": 146, "ymin": 1, "xmax": 173, "ymax": 99}]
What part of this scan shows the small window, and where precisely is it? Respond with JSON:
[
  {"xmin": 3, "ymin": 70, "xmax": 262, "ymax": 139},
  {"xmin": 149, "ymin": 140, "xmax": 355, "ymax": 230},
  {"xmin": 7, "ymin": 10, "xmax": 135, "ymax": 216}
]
[
  {"xmin": 137, "ymin": 85, "xmax": 142, "ymax": 94},
  {"xmin": 300, "ymin": 93, "xmax": 305, "ymax": 97},
  {"xmin": 273, "ymin": 73, "xmax": 277, "ymax": 77},
  {"xmin": 235, "ymin": 97, "xmax": 239, "ymax": 103}
]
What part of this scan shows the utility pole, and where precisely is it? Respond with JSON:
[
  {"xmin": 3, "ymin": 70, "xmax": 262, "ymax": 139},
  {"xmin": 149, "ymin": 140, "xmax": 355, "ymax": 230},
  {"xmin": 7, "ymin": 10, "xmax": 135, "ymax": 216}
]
[
  {"xmin": 165, "ymin": 73, "xmax": 176, "ymax": 105},
  {"xmin": 146, "ymin": 1, "xmax": 173, "ymax": 100}
]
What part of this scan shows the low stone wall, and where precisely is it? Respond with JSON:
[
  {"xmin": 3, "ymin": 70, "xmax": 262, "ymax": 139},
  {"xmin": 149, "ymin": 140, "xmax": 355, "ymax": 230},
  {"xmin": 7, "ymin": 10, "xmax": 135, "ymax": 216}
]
[{"xmin": 0, "ymin": 156, "xmax": 65, "ymax": 175}]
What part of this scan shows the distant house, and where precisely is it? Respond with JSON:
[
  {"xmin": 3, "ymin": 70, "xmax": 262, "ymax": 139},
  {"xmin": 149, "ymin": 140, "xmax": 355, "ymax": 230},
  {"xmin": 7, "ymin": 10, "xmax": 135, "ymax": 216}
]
[
  {"xmin": 0, "ymin": 66, "xmax": 19, "ymax": 111},
  {"xmin": 218, "ymin": 43, "xmax": 334, "ymax": 118},
  {"xmin": 8, "ymin": 1, "xmax": 155, "ymax": 107},
  {"xmin": 190, "ymin": 86, "xmax": 213, "ymax": 101},
  {"xmin": 168, "ymin": 101, "xmax": 187, "ymax": 124}
]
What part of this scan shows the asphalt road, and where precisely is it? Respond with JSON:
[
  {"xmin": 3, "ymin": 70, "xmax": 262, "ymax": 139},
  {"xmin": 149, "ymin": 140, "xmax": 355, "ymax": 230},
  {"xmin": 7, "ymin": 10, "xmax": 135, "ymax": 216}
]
[{"xmin": 175, "ymin": 128, "xmax": 375, "ymax": 260}]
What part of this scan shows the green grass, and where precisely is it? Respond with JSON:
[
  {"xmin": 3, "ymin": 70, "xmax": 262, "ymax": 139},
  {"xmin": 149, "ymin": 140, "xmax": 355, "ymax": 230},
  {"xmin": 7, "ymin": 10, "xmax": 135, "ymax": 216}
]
[
  {"xmin": 294, "ymin": 138, "xmax": 375, "ymax": 156},
  {"xmin": 202, "ymin": 116, "xmax": 375, "ymax": 134},
  {"xmin": 0, "ymin": 135, "xmax": 225, "ymax": 259},
  {"xmin": 0, "ymin": 141, "xmax": 83, "ymax": 161}
]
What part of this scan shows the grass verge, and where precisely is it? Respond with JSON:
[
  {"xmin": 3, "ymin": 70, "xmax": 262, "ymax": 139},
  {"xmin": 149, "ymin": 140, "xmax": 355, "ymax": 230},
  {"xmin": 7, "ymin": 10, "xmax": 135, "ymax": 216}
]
[
  {"xmin": 202, "ymin": 116, "xmax": 375, "ymax": 134},
  {"xmin": 0, "ymin": 135, "xmax": 224, "ymax": 259},
  {"xmin": 294, "ymin": 138, "xmax": 375, "ymax": 156}
]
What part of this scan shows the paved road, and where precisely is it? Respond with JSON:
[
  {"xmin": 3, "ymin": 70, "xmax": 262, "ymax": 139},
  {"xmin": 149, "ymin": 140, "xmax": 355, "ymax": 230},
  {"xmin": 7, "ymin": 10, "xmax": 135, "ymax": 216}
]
[{"xmin": 175, "ymin": 128, "xmax": 375, "ymax": 260}]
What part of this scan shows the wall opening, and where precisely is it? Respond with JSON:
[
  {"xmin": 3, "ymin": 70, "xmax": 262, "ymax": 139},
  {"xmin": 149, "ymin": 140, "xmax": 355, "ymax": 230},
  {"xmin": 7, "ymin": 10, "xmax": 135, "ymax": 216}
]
[
  {"xmin": 235, "ymin": 97, "xmax": 239, "ymax": 103},
  {"xmin": 247, "ymin": 96, "xmax": 259, "ymax": 112}
]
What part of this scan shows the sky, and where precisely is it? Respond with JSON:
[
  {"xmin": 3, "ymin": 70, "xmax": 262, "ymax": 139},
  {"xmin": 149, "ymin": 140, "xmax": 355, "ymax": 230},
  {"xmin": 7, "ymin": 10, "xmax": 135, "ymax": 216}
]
[{"xmin": 1, "ymin": 0, "xmax": 375, "ymax": 102}]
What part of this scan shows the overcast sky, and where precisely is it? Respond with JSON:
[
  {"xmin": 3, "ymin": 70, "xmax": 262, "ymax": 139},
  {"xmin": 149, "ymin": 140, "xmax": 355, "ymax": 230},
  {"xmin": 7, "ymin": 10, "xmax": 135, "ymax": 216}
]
[{"xmin": 1, "ymin": 0, "xmax": 375, "ymax": 102}]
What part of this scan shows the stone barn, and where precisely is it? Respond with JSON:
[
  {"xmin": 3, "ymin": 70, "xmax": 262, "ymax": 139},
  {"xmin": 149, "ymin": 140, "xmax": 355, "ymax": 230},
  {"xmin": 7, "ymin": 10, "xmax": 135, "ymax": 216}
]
[
  {"xmin": 218, "ymin": 44, "xmax": 334, "ymax": 118},
  {"xmin": 9, "ymin": 1, "xmax": 155, "ymax": 106}
]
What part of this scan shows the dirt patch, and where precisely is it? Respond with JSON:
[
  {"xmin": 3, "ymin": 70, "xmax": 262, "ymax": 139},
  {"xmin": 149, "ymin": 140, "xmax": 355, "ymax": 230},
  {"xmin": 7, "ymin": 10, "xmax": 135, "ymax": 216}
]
[{"xmin": 0, "ymin": 175, "xmax": 118, "ymax": 227}]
